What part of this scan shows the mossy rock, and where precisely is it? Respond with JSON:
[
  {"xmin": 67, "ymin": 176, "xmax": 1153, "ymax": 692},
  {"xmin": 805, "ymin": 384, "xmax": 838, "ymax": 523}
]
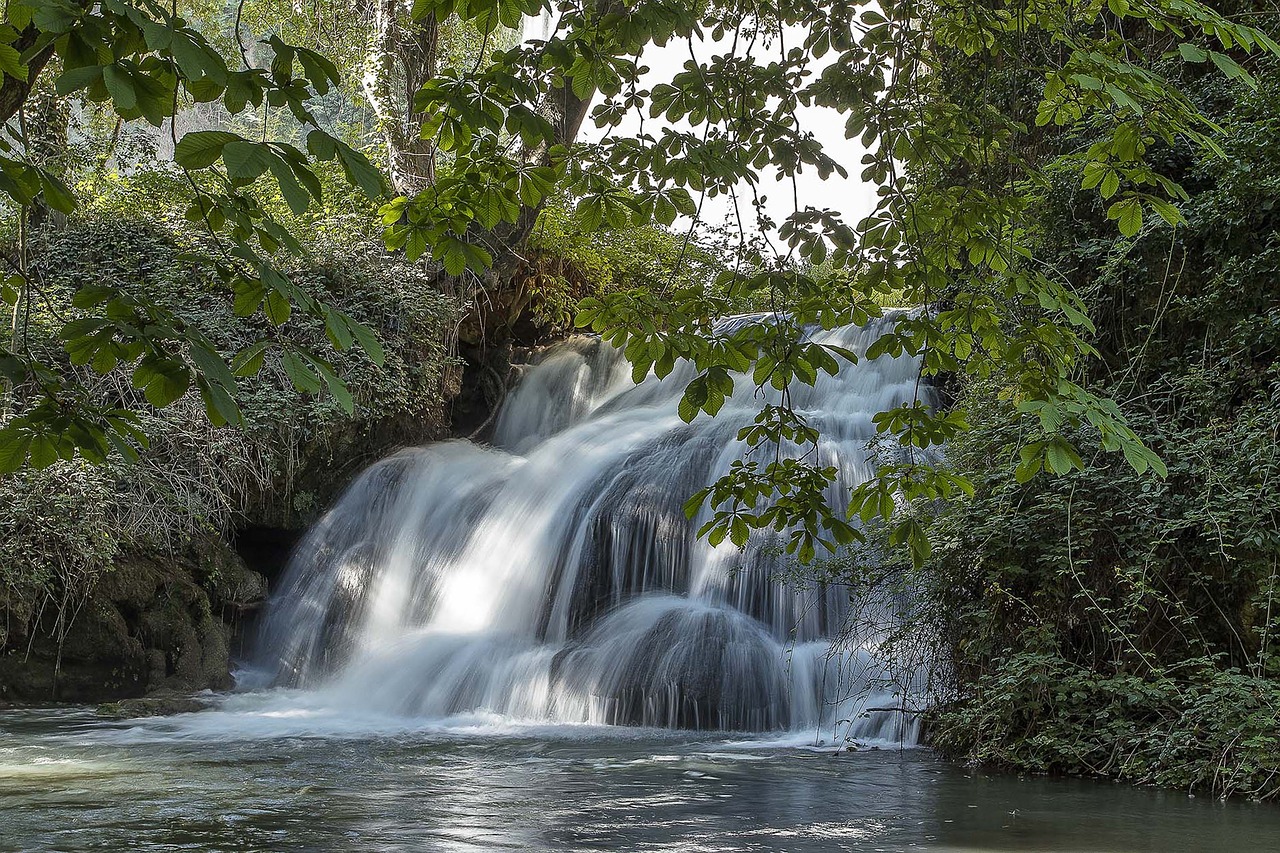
[
  {"xmin": 97, "ymin": 688, "xmax": 212, "ymax": 719},
  {"xmin": 96, "ymin": 557, "xmax": 163, "ymax": 613},
  {"xmin": 196, "ymin": 614, "xmax": 232, "ymax": 689},
  {"xmin": 1, "ymin": 536, "xmax": 257, "ymax": 702},
  {"xmin": 59, "ymin": 596, "xmax": 143, "ymax": 663}
]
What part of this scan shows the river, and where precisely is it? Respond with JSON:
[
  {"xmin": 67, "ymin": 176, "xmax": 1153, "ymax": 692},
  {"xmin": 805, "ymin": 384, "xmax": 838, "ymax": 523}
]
[{"xmin": 3, "ymin": 700, "xmax": 1278, "ymax": 852}]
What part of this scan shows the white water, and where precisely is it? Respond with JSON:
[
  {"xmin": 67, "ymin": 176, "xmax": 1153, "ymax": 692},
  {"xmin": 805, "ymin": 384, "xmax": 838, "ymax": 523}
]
[{"xmin": 253, "ymin": 313, "xmax": 929, "ymax": 739}]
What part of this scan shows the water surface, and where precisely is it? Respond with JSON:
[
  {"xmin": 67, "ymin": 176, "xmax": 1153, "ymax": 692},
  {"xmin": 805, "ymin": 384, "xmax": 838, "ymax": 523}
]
[{"xmin": 2, "ymin": 703, "xmax": 1277, "ymax": 853}]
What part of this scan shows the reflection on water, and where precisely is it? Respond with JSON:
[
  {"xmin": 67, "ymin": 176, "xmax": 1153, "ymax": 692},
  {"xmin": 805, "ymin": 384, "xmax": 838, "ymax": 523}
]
[{"xmin": 2, "ymin": 706, "xmax": 1278, "ymax": 852}]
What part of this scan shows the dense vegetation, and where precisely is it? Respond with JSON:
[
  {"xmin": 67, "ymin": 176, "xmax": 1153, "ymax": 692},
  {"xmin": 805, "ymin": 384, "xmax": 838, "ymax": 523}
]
[
  {"xmin": 0, "ymin": 198, "xmax": 460, "ymax": 696},
  {"xmin": 916, "ymin": 51, "xmax": 1280, "ymax": 800}
]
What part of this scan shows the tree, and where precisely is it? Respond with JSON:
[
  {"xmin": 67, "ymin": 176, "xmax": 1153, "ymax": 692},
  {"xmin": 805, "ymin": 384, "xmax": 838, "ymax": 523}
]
[
  {"xmin": 1, "ymin": 0, "xmax": 388, "ymax": 472},
  {"xmin": 366, "ymin": 1, "xmax": 441, "ymax": 194},
  {"xmin": 382, "ymin": 0, "xmax": 1280, "ymax": 562},
  {"xmin": 2, "ymin": 0, "xmax": 1276, "ymax": 573}
]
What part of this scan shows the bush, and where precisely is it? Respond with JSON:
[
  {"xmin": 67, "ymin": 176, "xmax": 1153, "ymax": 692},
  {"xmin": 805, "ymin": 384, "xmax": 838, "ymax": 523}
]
[
  {"xmin": 933, "ymin": 653, "xmax": 1280, "ymax": 800},
  {"xmin": 1, "ymin": 211, "xmax": 459, "ymax": 651},
  {"xmin": 905, "ymin": 55, "xmax": 1280, "ymax": 800}
]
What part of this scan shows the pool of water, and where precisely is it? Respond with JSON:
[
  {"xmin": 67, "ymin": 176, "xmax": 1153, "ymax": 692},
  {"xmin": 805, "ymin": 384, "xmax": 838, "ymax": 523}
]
[{"xmin": 2, "ymin": 699, "xmax": 1278, "ymax": 852}]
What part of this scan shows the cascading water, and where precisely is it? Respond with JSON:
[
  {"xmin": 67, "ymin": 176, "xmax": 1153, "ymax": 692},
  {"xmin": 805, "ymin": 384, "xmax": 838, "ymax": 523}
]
[{"xmin": 254, "ymin": 311, "xmax": 929, "ymax": 740}]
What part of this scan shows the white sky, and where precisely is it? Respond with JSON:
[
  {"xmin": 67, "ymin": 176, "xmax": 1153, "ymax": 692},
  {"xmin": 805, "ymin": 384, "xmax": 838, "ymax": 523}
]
[{"xmin": 527, "ymin": 16, "xmax": 879, "ymax": 240}]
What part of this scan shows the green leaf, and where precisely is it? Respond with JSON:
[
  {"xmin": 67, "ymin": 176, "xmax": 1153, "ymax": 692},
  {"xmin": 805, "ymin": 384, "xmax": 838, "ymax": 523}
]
[
  {"xmin": 0, "ymin": 427, "xmax": 32, "ymax": 474},
  {"xmin": 1107, "ymin": 197, "xmax": 1143, "ymax": 237},
  {"xmin": 296, "ymin": 48, "xmax": 340, "ymax": 95},
  {"xmin": 349, "ymin": 320, "xmax": 385, "ymax": 366},
  {"xmin": 134, "ymin": 358, "xmax": 191, "ymax": 408},
  {"xmin": 1122, "ymin": 441, "xmax": 1149, "ymax": 474},
  {"xmin": 440, "ymin": 239, "xmax": 468, "ymax": 276},
  {"xmin": 56, "ymin": 64, "xmax": 103, "ymax": 96},
  {"xmin": 232, "ymin": 277, "xmax": 265, "ymax": 317},
  {"xmin": 231, "ymin": 342, "xmax": 269, "ymax": 377},
  {"xmin": 0, "ymin": 42, "xmax": 27, "ymax": 82},
  {"xmin": 222, "ymin": 140, "xmax": 273, "ymax": 182},
  {"xmin": 1210, "ymin": 51, "xmax": 1256, "ymax": 87},
  {"xmin": 322, "ymin": 308, "xmax": 354, "ymax": 351},
  {"xmin": 28, "ymin": 433, "xmax": 57, "ymax": 470},
  {"xmin": 187, "ymin": 343, "xmax": 237, "ymax": 391},
  {"xmin": 198, "ymin": 376, "xmax": 242, "ymax": 427},
  {"xmin": 101, "ymin": 65, "xmax": 137, "ymax": 111},
  {"xmin": 335, "ymin": 140, "xmax": 385, "ymax": 198},
  {"xmin": 38, "ymin": 171, "xmax": 76, "ymax": 214},
  {"xmin": 223, "ymin": 72, "xmax": 260, "ymax": 114},
  {"xmin": 1100, "ymin": 170, "xmax": 1120, "ymax": 200},
  {"xmin": 1104, "ymin": 84, "xmax": 1143, "ymax": 115},
  {"xmin": 1178, "ymin": 43, "xmax": 1209, "ymax": 63},
  {"xmin": 264, "ymin": 289, "xmax": 292, "ymax": 326},
  {"xmin": 570, "ymin": 70, "xmax": 594, "ymax": 101},
  {"xmin": 281, "ymin": 350, "xmax": 323, "ymax": 393},
  {"xmin": 170, "ymin": 31, "xmax": 228, "ymax": 85},
  {"xmin": 1149, "ymin": 197, "xmax": 1185, "ymax": 228},
  {"xmin": 268, "ymin": 154, "xmax": 312, "ymax": 215},
  {"xmin": 1149, "ymin": 453, "xmax": 1168, "ymax": 479},
  {"xmin": 677, "ymin": 393, "xmax": 699, "ymax": 422},
  {"xmin": 325, "ymin": 373, "xmax": 354, "ymax": 414},
  {"xmin": 308, "ymin": 355, "xmax": 354, "ymax": 414},
  {"xmin": 1045, "ymin": 440, "xmax": 1083, "ymax": 475},
  {"xmin": 174, "ymin": 131, "xmax": 241, "ymax": 169}
]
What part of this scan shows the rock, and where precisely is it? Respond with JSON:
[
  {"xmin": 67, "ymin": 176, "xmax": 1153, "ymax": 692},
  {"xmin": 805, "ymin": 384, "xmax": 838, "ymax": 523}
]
[
  {"xmin": 96, "ymin": 558, "xmax": 162, "ymax": 614},
  {"xmin": 60, "ymin": 595, "xmax": 143, "ymax": 664},
  {"xmin": 97, "ymin": 688, "xmax": 211, "ymax": 719},
  {"xmin": 1, "ymin": 534, "xmax": 260, "ymax": 704},
  {"xmin": 196, "ymin": 614, "xmax": 232, "ymax": 690},
  {"xmin": 224, "ymin": 569, "xmax": 268, "ymax": 609}
]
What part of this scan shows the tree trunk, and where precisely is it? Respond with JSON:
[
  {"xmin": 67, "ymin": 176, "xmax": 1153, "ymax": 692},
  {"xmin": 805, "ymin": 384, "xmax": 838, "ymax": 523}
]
[
  {"xmin": 503, "ymin": 0, "xmax": 619, "ymax": 247},
  {"xmin": 0, "ymin": 27, "xmax": 56, "ymax": 126},
  {"xmin": 363, "ymin": 0, "xmax": 439, "ymax": 196}
]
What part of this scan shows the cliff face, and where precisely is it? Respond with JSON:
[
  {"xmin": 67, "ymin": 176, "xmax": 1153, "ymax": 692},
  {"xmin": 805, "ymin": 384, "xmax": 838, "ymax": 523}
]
[{"xmin": 0, "ymin": 537, "xmax": 265, "ymax": 703}]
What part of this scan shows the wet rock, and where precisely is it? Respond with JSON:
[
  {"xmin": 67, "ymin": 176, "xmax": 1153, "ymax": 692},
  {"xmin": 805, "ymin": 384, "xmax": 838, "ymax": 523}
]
[
  {"xmin": 97, "ymin": 688, "xmax": 212, "ymax": 719},
  {"xmin": 1, "ymin": 534, "xmax": 268, "ymax": 704}
]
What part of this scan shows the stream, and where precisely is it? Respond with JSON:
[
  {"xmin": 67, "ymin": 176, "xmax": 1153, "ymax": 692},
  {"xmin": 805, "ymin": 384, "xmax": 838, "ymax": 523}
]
[{"xmin": 3, "ymin": 702, "xmax": 1278, "ymax": 852}]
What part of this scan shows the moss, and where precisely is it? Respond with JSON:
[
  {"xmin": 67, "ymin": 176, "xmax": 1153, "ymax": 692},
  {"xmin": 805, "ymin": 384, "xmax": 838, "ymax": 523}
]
[
  {"xmin": 0, "ymin": 535, "xmax": 267, "ymax": 703},
  {"xmin": 96, "ymin": 558, "xmax": 162, "ymax": 614}
]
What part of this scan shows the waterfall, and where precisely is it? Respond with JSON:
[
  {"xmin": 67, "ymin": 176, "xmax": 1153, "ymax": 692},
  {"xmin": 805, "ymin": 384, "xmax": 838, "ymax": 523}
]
[{"xmin": 254, "ymin": 312, "xmax": 929, "ymax": 740}]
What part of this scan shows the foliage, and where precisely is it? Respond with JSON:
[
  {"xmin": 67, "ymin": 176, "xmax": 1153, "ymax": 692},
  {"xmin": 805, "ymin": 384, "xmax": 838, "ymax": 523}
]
[
  {"xmin": 4, "ymin": 0, "xmax": 1273, "ymax": 570},
  {"xmin": 903, "ymin": 47, "xmax": 1280, "ymax": 799},
  {"xmin": 217, "ymin": 0, "xmax": 501, "ymax": 83},
  {"xmin": 520, "ymin": 194, "xmax": 728, "ymax": 333},
  {"xmin": 0, "ymin": 0, "xmax": 390, "ymax": 473},
  {"xmin": 387, "ymin": 0, "xmax": 1280, "ymax": 565},
  {"xmin": 0, "ymin": 459, "xmax": 116, "ymax": 650},
  {"xmin": 934, "ymin": 653, "xmax": 1280, "ymax": 800},
  {"xmin": 1, "ymin": 209, "xmax": 457, "ymax": 649}
]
